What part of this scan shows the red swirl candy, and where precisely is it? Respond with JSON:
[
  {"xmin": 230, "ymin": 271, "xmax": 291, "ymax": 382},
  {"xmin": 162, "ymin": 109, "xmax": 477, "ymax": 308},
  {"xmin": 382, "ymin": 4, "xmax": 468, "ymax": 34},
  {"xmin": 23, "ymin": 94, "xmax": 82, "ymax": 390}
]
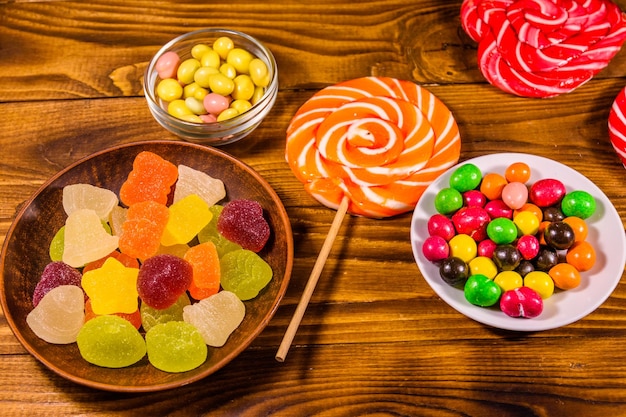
[
  {"xmin": 285, "ymin": 76, "xmax": 461, "ymax": 218},
  {"xmin": 461, "ymin": 0, "xmax": 626, "ymax": 98},
  {"xmin": 609, "ymin": 86, "xmax": 626, "ymax": 167}
]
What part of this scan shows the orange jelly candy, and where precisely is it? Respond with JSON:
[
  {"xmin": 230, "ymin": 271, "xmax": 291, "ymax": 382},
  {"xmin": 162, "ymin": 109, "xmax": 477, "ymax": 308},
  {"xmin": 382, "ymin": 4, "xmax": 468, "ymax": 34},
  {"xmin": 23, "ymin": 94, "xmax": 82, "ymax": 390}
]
[
  {"xmin": 84, "ymin": 299, "xmax": 142, "ymax": 330},
  {"xmin": 119, "ymin": 200, "xmax": 169, "ymax": 260},
  {"xmin": 83, "ymin": 250, "xmax": 140, "ymax": 273},
  {"xmin": 119, "ymin": 151, "xmax": 178, "ymax": 206},
  {"xmin": 184, "ymin": 241, "xmax": 221, "ymax": 300}
]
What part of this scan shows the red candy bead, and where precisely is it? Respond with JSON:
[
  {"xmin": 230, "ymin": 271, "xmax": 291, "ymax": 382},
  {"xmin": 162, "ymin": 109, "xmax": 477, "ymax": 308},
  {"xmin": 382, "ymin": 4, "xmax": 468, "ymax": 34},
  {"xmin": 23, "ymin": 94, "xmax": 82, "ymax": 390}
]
[
  {"xmin": 477, "ymin": 239, "xmax": 497, "ymax": 258},
  {"xmin": 451, "ymin": 207, "xmax": 490, "ymax": 242},
  {"xmin": 500, "ymin": 287, "xmax": 543, "ymax": 318},
  {"xmin": 422, "ymin": 236, "xmax": 449, "ymax": 262},
  {"xmin": 463, "ymin": 190, "xmax": 487, "ymax": 208},
  {"xmin": 484, "ymin": 199, "xmax": 513, "ymax": 219},
  {"xmin": 529, "ymin": 178, "xmax": 566, "ymax": 207},
  {"xmin": 427, "ymin": 214, "xmax": 455, "ymax": 241},
  {"xmin": 516, "ymin": 234, "xmax": 540, "ymax": 260}
]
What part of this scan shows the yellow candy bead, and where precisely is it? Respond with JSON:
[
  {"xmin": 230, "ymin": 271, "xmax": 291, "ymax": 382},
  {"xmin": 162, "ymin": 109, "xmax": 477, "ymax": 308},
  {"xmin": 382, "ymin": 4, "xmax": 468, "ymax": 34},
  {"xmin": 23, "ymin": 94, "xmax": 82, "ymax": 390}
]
[
  {"xmin": 494, "ymin": 271, "xmax": 523, "ymax": 292},
  {"xmin": 185, "ymin": 97, "xmax": 207, "ymax": 115},
  {"xmin": 448, "ymin": 234, "xmax": 477, "ymax": 263},
  {"xmin": 231, "ymin": 74, "xmax": 255, "ymax": 101},
  {"xmin": 200, "ymin": 49, "xmax": 221, "ymax": 68},
  {"xmin": 251, "ymin": 86, "xmax": 265, "ymax": 105},
  {"xmin": 469, "ymin": 256, "xmax": 498, "ymax": 279},
  {"xmin": 191, "ymin": 43, "xmax": 211, "ymax": 60},
  {"xmin": 219, "ymin": 63, "xmax": 237, "ymax": 79},
  {"xmin": 194, "ymin": 66, "xmax": 219, "ymax": 88},
  {"xmin": 168, "ymin": 99, "xmax": 193, "ymax": 118},
  {"xmin": 514, "ymin": 210, "xmax": 540, "ymax": 236},
  {"xmin": 213, "ymin": 36, "xmax": 234, "ymax": 59},
  {"xmin": 249, "ymin": 58, "xmax": 270, "ymax": 87},
  {"xmin": 217, "ymin": 108, "xmax": 239, "ymax": 121},
  {"xmin": 183, "ymin": 82, "xmax": 208, "ymax": 101},
  {"xmin": 524, "ymin": 271, "xmax": 554, "ymax": 299},
  {"xmin": 178, "ymin": 114, "xmax": 204, "ymax": 123},
  {"xmin": 156, "ymin": 78, "xmax": 183, "ymax": 102},
  {"xmin": 230, "ymin": 99, "xmax": 252, "ymax": 114},
  {"xmin": 208, "ymin": 73, "xmax": 234, "ymax": 96},
  {"xmin": 226, "ymin": 47, "xmax": 254, "ymax": 74},
  {"xmin": 177, "ymin": 58, "xmax": 201, "ymax": 85}
]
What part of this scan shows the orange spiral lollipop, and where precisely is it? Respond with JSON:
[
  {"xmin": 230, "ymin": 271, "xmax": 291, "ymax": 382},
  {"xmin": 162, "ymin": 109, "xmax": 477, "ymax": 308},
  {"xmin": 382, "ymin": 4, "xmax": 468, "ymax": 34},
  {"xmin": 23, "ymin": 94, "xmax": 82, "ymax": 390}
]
[
  {"xmin": 285, "ymin": 76, "xmax": 461, "ymax": 218},
  {"xmin": 277, "ymin": 77, "xmax": 461, "ymax": 362}
]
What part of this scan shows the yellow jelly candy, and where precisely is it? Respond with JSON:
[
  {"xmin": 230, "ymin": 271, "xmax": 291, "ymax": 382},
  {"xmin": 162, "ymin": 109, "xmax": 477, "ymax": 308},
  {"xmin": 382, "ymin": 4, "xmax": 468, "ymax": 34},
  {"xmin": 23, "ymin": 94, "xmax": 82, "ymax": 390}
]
[
  {"xmin": 81, "ymin": 257, "xmax": 139, "ymax": 315},
  {"xmin": 161, "ymin": 194, "xmax": 212, "ymax": 246},
  {"xmin": 62, "ymin": 209, "xmax": 119, "ymax": 268}
]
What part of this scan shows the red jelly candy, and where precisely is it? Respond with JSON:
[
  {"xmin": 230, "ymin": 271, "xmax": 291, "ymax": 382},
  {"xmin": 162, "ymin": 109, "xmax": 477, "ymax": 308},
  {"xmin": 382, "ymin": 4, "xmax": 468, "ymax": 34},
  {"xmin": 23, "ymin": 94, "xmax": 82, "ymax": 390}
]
[
  {"xmin": 119, "ymin": 151, "xmax": 178, "ymax": 207},
  {"xmin": 33, "ymin": 261, "xmax": 84, "ymax": 307},
  {"xmin": 217, "ymin": 200, "xmax": 270, "ymax": 253},
  {"xmin": 137, "ymin": 254, "xmax": 193, "ymax": 309}
]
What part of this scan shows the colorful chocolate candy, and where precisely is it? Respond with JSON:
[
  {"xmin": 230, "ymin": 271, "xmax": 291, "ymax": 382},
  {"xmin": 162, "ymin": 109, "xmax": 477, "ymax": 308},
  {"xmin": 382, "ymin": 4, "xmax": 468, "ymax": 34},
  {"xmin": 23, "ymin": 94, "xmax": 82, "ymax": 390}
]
[{"xmin": 461, "ymin": 0, "xmax": 626, "ymax": 98}]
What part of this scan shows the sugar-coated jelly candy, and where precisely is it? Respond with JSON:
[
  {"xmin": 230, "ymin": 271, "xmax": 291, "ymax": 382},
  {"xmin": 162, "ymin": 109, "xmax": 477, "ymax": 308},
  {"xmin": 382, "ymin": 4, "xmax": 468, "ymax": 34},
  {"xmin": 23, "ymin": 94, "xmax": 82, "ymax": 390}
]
[
  {"xmin": 82, "ymin": 257, "xmax": 139, "ymax": 315},
  {"xmin": 198, "ymin": 205, "xmax": 242, "ymax": 257},
  {"xmin": 119, "ymin": 200, "xmax": 169, "ymax": 260},
  {"xmin": 217, "ymin": 200, "xmax": 270, "ymax": 253},
  {"xmin": 82, "ymin": 250, "xmax": 139, "ymax": 274},
  {"xmin": 137, "ymin": 254, "xmax": 193, "ymax": 309},
  {"xmin": 62, "ymin": 209, "xmax": 119, "ymax": 268},
  {"xmin": 77, "ymin": 315, "xmax": 146, "ymax": 368},
  {"xmin": 161, "ymin": 194, "xmax": 212, "ymax": 246},
  {"xmin": 439, "ymin": 256, "xmax": 469, "ymax": 287},
  {"xmin": 434, "ymin": 188, "xmax": 463, "ymax": 215},
  {"xmin": 33, "ymin": 261, "xmax": 83, "ymax": 307},
  {"xmin": 561, "ymin": 190, "xmax": 596, "ymax": 219},
  {"xmin": 119, "ymin": 151, "xmax": 178, "ymax": 207},
  {"xmin": 140, "ymin": 292, "xmax": 191, "ymax": 332},
  {"xmin": 63, "ymin": 183, "xmax": 119, "ymax": 220},
  {"xmin": 183, "ymin": 290, "xmax": 245, "ymax": 347},
  {"xmin": 464, "ymin": 274, "xmax": 501, "ymax": 307},
  {"xmin": 26, "ymin": 285, "xmax": 85, "ymax": 344},
  {"xmin": 529, "ymin": 178, "xmax": 566, "ymax": 207},
  {"xmin": 84, "ymin": 299, "xmax": 142, "ymax": 330},
  {"xmin": 449, "ymin": 163, "xmax": 482, "ymax": 192},
  {"xmin": 184, "ymin": 242, "xmax": 221, "ymax": 300},
  {"xmin": 174, "ymin": 164, "xmax": 226, "ymax": 207},
  {"xmin": 49, "ymin": 226, "xmax": 65, "ymax": 261},
  {"xmin": 500, "ymin": 287, "xmax": 543, "ymax": 318},
  {"xmin": 145, "ymin": 321, "xmax": 207, "ymax": 373},
  {"xmin": 220, "ymin": 249, "xmax": 272, "ymax": 300},
  {"xmin": 108, "ymin": 205, "xmax": 127, "ymax": 237}
]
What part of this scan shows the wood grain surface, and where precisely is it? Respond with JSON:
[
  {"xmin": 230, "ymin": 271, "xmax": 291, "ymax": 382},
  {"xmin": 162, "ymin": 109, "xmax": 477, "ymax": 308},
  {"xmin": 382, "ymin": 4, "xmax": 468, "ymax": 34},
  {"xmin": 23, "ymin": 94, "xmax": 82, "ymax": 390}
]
[{"xmin": 1, "ymin": 0, "xmax": 626, "ymax": 415}]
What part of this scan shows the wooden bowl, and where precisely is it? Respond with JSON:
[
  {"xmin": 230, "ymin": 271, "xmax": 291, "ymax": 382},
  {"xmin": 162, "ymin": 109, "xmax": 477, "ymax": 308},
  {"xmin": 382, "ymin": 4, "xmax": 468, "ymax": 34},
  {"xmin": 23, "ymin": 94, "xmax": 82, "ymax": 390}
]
[{"xmin": 0, "ymin": 140, "xmax": 293, "ymax": 392}]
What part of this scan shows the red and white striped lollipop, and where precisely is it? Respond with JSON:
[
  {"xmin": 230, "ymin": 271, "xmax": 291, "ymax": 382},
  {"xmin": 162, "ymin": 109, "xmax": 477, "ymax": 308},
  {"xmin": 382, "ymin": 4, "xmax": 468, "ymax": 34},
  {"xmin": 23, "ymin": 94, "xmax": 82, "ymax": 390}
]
[
  {"xmin": 461, "ymin": 0, "xmax": 626, "ymax": 98},
  {"xmin": 609, "ymin": 86, "xmax": 626, "ymax": 167},
  {"xmin": 285, "ymin": 76, "xmax": 461, "ymax": 218}
]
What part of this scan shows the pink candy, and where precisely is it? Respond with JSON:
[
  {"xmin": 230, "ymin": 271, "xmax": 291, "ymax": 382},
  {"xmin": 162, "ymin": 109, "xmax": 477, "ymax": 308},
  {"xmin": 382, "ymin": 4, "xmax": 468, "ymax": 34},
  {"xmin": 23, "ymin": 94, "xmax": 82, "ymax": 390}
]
[
  {"xmin": 609, "ymin": 86, "xmax": 626, "ymax": 168},
  {"xmin": 155, "ymin": 51, "xmax": 180, "ymax": 79}
]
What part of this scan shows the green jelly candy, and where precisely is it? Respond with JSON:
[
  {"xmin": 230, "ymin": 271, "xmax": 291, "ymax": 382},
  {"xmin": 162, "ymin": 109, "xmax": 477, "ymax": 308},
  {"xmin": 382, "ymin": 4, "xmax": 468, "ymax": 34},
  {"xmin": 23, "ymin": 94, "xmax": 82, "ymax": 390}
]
[
  {"xmin": 487, "ymin": 217, "xmax": 518, "ymax": 244},
  {"xmin": 449, "ymin": 163, "xmax": 482, "ymax": 192},
  {"xmin": 464, "ymin": 274, "xmax": 501, "ymax": 307},
  {"xmin": 220, "ymin": 249, "xmax": 272, "ymax": 300},
  {"xmin": 49, "ymin": 226, "xmax": 65, "ymax": 262},
  {"xmin": 434, "ymin": 188, "xmax": 463, "ymax": 214},
  {"xmin": 197, "ymin": 205, "xmax": 242, "ymax": 257},
  {"xmin": 561, "ymin": 190, "xmax": 596, "ymax": 219},
  {"xmin": 145, "ymin": 321, "xmax": 207, "ymax": 373},
  {"xmin": 140, "ymin": 293, "xmax": 191, "ymax": 332},
  {"xmin": 77, "ymin": 315, "xmax": 146, "ymax": 368}
]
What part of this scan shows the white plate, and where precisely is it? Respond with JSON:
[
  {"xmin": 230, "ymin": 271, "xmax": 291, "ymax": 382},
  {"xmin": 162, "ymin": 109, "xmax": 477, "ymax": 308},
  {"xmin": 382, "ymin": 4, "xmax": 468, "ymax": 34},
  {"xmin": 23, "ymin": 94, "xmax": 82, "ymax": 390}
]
[{"xmin": 410, "ymin": 153, "xmax": 625, "ymax": 331}]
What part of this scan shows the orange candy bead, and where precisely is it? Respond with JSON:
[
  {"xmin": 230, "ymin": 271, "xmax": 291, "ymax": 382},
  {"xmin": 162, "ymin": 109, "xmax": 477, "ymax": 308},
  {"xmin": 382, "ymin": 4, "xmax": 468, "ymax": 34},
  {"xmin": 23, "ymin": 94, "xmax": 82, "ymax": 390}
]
[
  {"xmin": 566, "ymin": 241, "xmax": 596, "ymax": 272},
  {"xmin": 119, "ymin": 151, "xmax": 178, "ymax": 206},
  {"xmin": 505, "ymin": 162, "xmax": 531, "ymax": 183},
  {"xmin": 549, "ymin": 263, "xmax": 581, "ymax": 290},
  {"xmin": 184, "ymin": 241, "xmax": 221, "ymax": 300},
  {"xmin": 513, "ymin": 203, "xmax": 543, "ymax": 223},
  {"xmin": 563, "ymin": 216, "xmax": 588, "ymax": 242},
  {"xmin": 480, "ymin": 173, "xmax": 508, "ymax": 201}
]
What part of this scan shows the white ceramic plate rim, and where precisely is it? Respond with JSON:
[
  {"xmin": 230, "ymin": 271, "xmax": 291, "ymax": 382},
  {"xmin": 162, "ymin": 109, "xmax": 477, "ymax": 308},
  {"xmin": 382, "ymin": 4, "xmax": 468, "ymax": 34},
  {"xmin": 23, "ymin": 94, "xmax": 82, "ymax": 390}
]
[{"xmin": 410, "ymin": 152, "xmax": 625, "ymax": 331}]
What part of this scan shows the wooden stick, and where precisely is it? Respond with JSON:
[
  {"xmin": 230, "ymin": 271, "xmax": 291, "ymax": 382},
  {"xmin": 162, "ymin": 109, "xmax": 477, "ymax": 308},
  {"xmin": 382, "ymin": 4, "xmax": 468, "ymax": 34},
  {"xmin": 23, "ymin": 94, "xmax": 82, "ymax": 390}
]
[{"xmin": 275, "ymin": 195, "xmax": 350, "ymax": 362}]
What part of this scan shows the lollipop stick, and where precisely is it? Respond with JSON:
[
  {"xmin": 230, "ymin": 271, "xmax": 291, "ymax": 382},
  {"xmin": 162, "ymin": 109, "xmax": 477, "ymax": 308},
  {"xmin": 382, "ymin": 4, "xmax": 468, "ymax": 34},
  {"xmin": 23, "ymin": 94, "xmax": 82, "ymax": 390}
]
[{"xmin": 275, "ymin": 195, "xmax": 349, "ymax": 362}]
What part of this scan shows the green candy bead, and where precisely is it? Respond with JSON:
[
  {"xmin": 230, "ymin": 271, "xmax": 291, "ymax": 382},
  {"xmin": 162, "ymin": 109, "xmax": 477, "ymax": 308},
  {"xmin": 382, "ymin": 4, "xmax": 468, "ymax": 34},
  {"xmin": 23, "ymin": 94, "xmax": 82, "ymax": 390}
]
[
  {"xmin": 464, "ymin": 274, "xmax": 501, "ymax": 307},
  {"xmin": 434, "ymin": 188, "xmax": 463, "ymax": 214},
  {"xmin": 449, "ymin": 163, "xmax": 482, "ymax": 192},
  {"xmin": 561, "ymin": 190, "xmax": 596, "ymax": 219},
  {"xmin": 487, "ymin": 217, "xmax": 517, "ymax": 244}
]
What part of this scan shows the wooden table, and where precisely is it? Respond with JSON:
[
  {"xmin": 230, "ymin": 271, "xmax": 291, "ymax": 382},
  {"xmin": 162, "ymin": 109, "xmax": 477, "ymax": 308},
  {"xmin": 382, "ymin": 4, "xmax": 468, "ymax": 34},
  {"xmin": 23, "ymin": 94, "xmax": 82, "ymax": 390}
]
[{"xmin": 1, "ymin": 1, "xmax": 626, "ymax": 415}]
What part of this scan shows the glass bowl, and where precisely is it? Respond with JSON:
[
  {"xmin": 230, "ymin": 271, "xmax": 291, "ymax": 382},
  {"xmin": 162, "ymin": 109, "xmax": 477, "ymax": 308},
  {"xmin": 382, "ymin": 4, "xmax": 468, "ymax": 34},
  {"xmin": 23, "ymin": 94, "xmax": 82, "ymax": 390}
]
[{"xmin": 144, "ymin": 28, "xmax": 278, "ymax": 146}]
